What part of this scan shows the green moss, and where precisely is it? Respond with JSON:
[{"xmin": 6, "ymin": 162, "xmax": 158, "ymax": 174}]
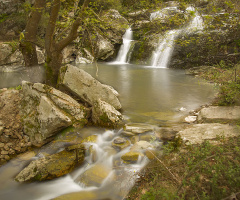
[{"xmin": 99, "ymin": 112, "xmax": 110, "ymax": 123}]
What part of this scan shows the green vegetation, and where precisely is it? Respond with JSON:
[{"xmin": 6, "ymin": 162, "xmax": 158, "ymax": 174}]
[
  {"xmin": 199, "ymin": 62, "xmax": 240, "ymax": 106},
  {"xmin": 128, "ymin": 136, "xmax": 240, "ymax": 200}
]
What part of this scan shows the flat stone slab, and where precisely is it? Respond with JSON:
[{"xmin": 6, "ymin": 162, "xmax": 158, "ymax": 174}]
[
  {"xmin": 178, "ymin": 123, "xmax": 240, "ymax": 144},
  {"xmin": 198, "ymin": 106, "xmax": 240, "ymax": 123}
]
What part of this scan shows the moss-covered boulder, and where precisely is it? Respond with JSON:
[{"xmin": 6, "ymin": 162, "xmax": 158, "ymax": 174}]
[
  {"xmin": 121, "ymin": 151, "xmax": 144, "ymax": 163},
  {"xmin": 15, "ymin": 144, "xmax": 85, "ymax": 182}
]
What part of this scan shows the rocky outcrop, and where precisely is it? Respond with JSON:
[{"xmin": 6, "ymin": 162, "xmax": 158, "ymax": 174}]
[
  {"xmin": 21, "ymin": 81, "xmax": 91, "ymax": 146},
  {"xmin": 198, "ymin": 106, "xmax": 240, "ymax": 123},
  {"xmin": 0, "ymin": 0, "xmax": 25, "ymax": 15},
  {"xmin": 0, "ymin": 42, "xmax": 45, "ymax": 66},
  {"xmin": 15, "ymin": 144, "xmax": 85, "ymax": 182},
  {"xmin": 0, "ymin": 88, "xmax": 31, "ymax": 166},
  {"xmin": 59, "ymin": 65, "xmax": 123, "ymax": 127}
]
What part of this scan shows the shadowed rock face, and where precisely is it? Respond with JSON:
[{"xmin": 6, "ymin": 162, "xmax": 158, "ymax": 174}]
[
  {"xmin": 21, "ymin": 81, "xmax": 91, "ymax": 147},
  {"xmin": 15, "ymin": 144, "xmax": 85, "ymax": 182}
]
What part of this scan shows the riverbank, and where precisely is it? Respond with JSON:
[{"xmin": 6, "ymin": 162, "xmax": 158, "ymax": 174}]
[{"xmin": 127, "ymin": 64, "xmax": 240, "ymax": 200}]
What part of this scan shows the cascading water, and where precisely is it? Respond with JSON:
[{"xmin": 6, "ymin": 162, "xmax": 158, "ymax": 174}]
[
  {"xmin": 151, "ymin": 6, "xmax": 204, "ymax": 68},
  {"xmin": 151, "ymin": 30, "xmax": 180, "ymax": 67},
  {"xmin": 113, "ymin": 28, "xmax": 133, "ymax": 64},
  {"xmin": 185, "ymin": 6, "xmax": 204, "ymax": 32}
]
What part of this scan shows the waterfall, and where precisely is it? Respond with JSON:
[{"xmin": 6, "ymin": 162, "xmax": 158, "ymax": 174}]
[
  {"xmin": 185, "ymin": 6, "xmax": 204, "ymax": 32},
  {"xmin": 113, "ymin": 28, "xmax": 133, "ymax": 64},
  {"xmin": 151, "ymin": 30, "xmax": 180, "ymax": 68},
  {"xmin": 151, "ymin": 6, "xmax": 204, "ymax": 68}
]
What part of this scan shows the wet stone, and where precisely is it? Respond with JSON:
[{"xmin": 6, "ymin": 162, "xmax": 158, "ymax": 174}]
[
  {"xmin": 1, "ymin": 150, "xmax": 8, "ymax": 155},
  {"xmin": 0, "ymin": 143, "xmax": 4, "ymax": 148},
  {"xmin": 113, "ymin": 137, "xmax": 126, "ymax": 144}
]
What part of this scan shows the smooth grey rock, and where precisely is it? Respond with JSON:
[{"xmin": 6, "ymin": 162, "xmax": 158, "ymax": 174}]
[
  {"xmin": 96, "ymin": 34, "xmax": 114, "ymax": 60},
  {"xmin": 178, "ymin": 123, "xmax": 240, "ymax": 144},
  {"xmin": 59, "ymin": 64, "xmax": 121, "ymax": 110},
  {"xmin": 92, "ymin": 99, "xmax": 123, "ymax": 128},
  {"xmin": 21, "ymin": 81, "xmax": 90, "ymax": 146},
  {"xmin": 198, "ymin": 106, "xmax": 240, "ymax": 122},
  {"xmin": 37, "ymin": 96, "xmax": 72, "ymax": 138}
]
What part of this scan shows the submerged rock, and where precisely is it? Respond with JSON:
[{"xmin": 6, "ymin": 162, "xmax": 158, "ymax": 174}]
[
  {"xmin": 15, "ymin": 144, "xmax": 85, "ymax": 182},
  {"xmin": 76, "ymin": 164, "xmax": 112, "ymax": 187},
  {"xmin": 21, "ymin": 81, "xmax": 90, "ymax": 146}
]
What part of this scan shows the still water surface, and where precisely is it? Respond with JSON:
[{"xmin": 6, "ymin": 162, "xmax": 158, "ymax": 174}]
[{"xmin": 76, "ymin": 63, "xmax": 215, "ymax": 124}]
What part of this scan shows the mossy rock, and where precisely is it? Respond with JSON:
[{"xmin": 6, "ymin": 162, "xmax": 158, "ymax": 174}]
[
  {"xmin": 112, "ymin": 137, "xmax": 131, "ymax": 150},
  {"xmin": 81, "ymin": 135, "xmax": 98, "ymax": 143},
  {"xmin": 15, "ymin": 146, "xmax": 85, "ymax": 182},
  {"xmin": 76, "ymin": 164, "xmax": 112, "ymax": 187},
  {"xmin": 121, "ymin": 151, "xmax": 144, "ymax": 163}
]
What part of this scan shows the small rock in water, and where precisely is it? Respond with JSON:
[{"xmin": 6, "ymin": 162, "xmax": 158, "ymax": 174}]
[
  {"xmin": 113, "ymin": 137, "xmax": 126, "ymax": 144},
  {"xmin": 179, "ymin": 107, "xmax": 187, "ymax": 112},
  {"xmin": 185, "ymin": 116, "xmax": 197, "ymax": 123}
]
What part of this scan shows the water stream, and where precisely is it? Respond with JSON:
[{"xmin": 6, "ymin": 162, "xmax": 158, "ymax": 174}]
[{"xmin": 0, "ymin": 63, "xmax": 216, "ymax": 200}]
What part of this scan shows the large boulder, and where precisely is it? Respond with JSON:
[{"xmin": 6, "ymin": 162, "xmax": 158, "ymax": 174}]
[
  {"xmin": 21, "ymin": 81, "xmax": 91, "ymax": 146},
  {"xmin": 15, "ymin": 144, "xmax": 85, "ymax": 182},
  {"xmin": 92, "ymin": 99, "xmax": 123, "ymax": 128},
  {"xmin": 95, "ymin": 34, "xmax": 115, "ymax": 60},
  {"xmin": 58, "ymin": 64, "xmax": 122, "ymax": 110}
]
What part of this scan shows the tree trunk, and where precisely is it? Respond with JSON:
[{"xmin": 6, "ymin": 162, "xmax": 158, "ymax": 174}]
[
  {"xmin": 45, "ymin": 50, "xmax": 63, "ymax": 86},
  {"xmin": 19, "ymin": 42, "xmax": 38, "ymax": 66},
  {"xmin": 20, "ymin": 0, "xmax": 46, "ymax": 67}
]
